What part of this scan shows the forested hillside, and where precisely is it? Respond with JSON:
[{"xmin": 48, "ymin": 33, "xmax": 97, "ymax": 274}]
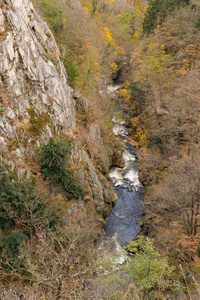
[{"xmin": 0, "ymin": 0, "xmax": 200, "ymax": 299}]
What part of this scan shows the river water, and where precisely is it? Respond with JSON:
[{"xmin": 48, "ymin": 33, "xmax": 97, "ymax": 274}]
[
  {"xmin": 91, "ymin": 86, "xmax": 145, "ymax": 298},
  {"xmin": 105, "ymin": 86, "xmax": 144, "ymax": 246}
]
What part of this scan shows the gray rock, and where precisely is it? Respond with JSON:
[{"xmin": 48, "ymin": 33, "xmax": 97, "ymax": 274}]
[
  {"xmin": 73, "ymin": 92, "xmax": 81, "ymax": 99},
  {"xmin": 17, "ymin": 168, "xmax": 26, "ymax": 181},
  {"xmin": 0, "ymin": 136, "xmax": 8, "ymax": 152},
  {"xmin": 112, "ymin": 149, "xmax": 125, "ymax": 168},
  {"xmin": 103, "ymin": 188, "xmax": 114, "ymax": 203},
  {"xmin": 0, "ymin": 0, "xmax": 75, "ymax": 132},
  {"xmin": 11, "ymin": 148, "xmax": 22, "ymax": 158},
  {"xmin": 156, "ymin": 107, "xmax": 169, "ymax": 115},
  {"xmin": 6, "ymin": 107, "xmax": 16, "ymax": 119},
  {"xmin": 0, "ymin": 9, "xmax": 5, "ymax": 26},
  {"xmin": 89, "ymin": 123, "xmax": 102, "ymax": 147},
  {"xmin": 0, "ymin": 120, "xmax": 4, "ymax": 129},
  {"xmin": 0, "ymin": 0, "xmax": 115, "ymax": 221},
  {"xmin": 75, "ymin": 96, "xmax": 89, "ymax": 115}
]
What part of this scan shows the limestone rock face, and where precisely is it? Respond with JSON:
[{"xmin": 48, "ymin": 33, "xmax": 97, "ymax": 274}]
[
  {"xmin": 74, "ymin": 93, "xmax": 89, "ymax": 115},
  {"xmin": 88, "ymin": 122, "xmax": 125, "ymax": 174},
  {"xmin": 0, "ymin": 0, "xmax": 115, "ymax": 218},
  {"xmin": 0, "ymin": 0, "xmax": 75, "ymax": 140},
  {"xmin": 72, "ymin": 145, "xmax": 115, "ymax": 219}
]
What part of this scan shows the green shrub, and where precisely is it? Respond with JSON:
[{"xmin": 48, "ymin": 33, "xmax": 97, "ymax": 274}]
[
  {"xmin": 36, "ymin": 0, "xmax": 63, "ymax": 34},
  {"xmin": 195, "ymin": 12, "xmax": 200, "ymax": 29},
  {"xmin": 40, "ymin": 137, "xmax": 84, "ymax": 200},
  {"xmin": 0, "ymin": 231, "xmax": 4, "ymax": 251},
  {"xmin": 130, "ymin": 83, "xmax": 146, "ymax": 116},
  {"xmin": 4, "ymin": 231, "xmax": 28, "ymax": 256},
  {"xmin": 96, "ymin": 236, "xmax": 181, "ymax": 299},
  {"xmin": 0, "ymin": 230, "xmax": 28, "ymax": 269},
  {"xmin": 0, "ymin": 164, "xmax": 60, "ymax": 235},
  {"xmin": 28, "ymin": 111, "xmax": 50, "ymax": 135},
  {"xmin": 40, "ymin": 137, "xmax": 71, "ymax": 181},
  {"xmin": 0, "ymin": 163, "xmax": 62, "ymax": 271},
  {"xmin": 143, "ymin": 0, "xmax": 190, "ymax": 34},
  {"xmin": 148, "ymin": 127, "xmax": 186, "ymax": 152},
  {"xmin": 63, "ymin": 55, "xmax": 79, "ymax": 88},
  {"xmin": 148, "ymin": 135, "xmax": 163, "ymax": 150}
]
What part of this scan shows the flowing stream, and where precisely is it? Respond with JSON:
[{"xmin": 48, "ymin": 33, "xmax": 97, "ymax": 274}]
[
  {"xmin": 93, "ymin": 85, "xmax": 145, "ymax": 299},
  {"xmin": 105, "ymin": 86, "xmax": 144, "ymax": 246}
]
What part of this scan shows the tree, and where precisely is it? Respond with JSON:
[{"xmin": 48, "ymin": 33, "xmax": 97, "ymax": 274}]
[
  {"xmin": 95, "ymin": 236, "xmax": 181, "ymax": 299},
  {"xmin": 164, "ymin": 158, "xmax": 200, "ymax": 236},
  {"xmin": 0, "ymin": 202, "xmax": 101, "ymax": 299},
  {"xmin": 40, "ymin": 137, "xmax": 84, "ymax": 200},
  {"xmin": 0, "ymin": 164, "xmax": 58, "ymax": 236},
  {"xmin": 143, "ymin": 0, "xmax": 190, "ymax": 34},
  {"xmin": 145, "ymin": 158, "xmax": 200, "ymax": 236}
]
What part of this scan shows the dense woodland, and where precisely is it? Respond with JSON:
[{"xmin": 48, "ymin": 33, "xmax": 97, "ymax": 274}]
[{"xmin": 1, "ymin": 0, "xmax": 200, "ymax": 299}]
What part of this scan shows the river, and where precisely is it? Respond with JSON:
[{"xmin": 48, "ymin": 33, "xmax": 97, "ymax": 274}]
[
  {"xmin": 105, "ymin": 86, "xmax": 144, "ymax": 247},
  {"xmin": 91, "ymin": 86, "xmax": 145, "ymax": 299}
]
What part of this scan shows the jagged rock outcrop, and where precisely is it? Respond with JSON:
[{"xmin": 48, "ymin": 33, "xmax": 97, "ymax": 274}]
[
  {"xmin": 88, "ymin": 122, "xmax": 125, "ymax": 174},
  {"xmin": 0, "ymin": 0, "xmax": 75, "ymax": 139},
  {"xmin": 0, "ymin": 0, "xmax": 116, "ymax": 218},
  {"xmin": 72, "ymin": 145, "xmax": 116, "ymax": 218},
  {"xmin": 0, "ymin": 0, "xmax": 75, "ymax": 172},
  {"xmin": 74, "ymin": 92, "xmax": 125, "ymax": 174}
]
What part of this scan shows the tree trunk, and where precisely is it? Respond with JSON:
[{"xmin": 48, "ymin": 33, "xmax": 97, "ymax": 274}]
[{"xmin": 194, "ymin": 201, "xmax": 200, "ymax": 236}]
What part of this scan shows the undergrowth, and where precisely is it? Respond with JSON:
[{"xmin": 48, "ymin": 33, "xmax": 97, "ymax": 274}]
[{"xmin": 40, "ymin": 137, "xmax": 84, "ymax": 200}]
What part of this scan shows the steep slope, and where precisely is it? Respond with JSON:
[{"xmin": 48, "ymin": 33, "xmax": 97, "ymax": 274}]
[
  {"xmin": 0, "ymin": 0, "xmax": 116, "ymax": 215},
  {"xmin": 0, "ymin": 1, "xmax": 118, "ymax": 297},
  {"xmin": 0, "ymin": 0, "xmax": 74, "ymax": 142}
]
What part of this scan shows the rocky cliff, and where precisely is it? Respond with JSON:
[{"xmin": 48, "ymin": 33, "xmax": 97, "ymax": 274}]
[
  {"xmin": 0, "ymin": 0, "xmax": 74, "ymax": 136},
  {"xmin": 0, "ymin": 0, "xmax": 117, "ymax": 217}
]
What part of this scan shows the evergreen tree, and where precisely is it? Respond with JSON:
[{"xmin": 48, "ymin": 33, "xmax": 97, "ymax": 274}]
[
  {"xmin": 40, "ymin": 137, "xmax": 84, "ymax": 200},
  {"xmin": 143, "ymin": 0, "xmax": 190, "ymax": 33}
]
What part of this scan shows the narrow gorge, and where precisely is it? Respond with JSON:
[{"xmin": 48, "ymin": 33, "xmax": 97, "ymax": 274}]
[
  {"xmin": 0, "ymin": 0, "xmax": 200, "ymax": 299},
  {"xmin": 0, "ymin": 0, "xmax": 120, "ymax": 220}
]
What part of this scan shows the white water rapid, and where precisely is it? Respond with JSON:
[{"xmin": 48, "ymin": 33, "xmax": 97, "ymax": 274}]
[{"xmin": 105, "ymin": 86, "xmax": 144, "ymax": 246}]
